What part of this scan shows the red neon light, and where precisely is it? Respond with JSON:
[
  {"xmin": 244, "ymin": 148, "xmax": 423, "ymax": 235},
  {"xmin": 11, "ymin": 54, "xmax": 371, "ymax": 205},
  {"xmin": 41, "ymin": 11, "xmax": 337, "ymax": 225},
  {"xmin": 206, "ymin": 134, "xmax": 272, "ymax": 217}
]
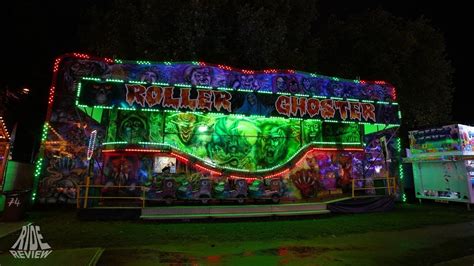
[
  {"xmin": 295, "ymin": 147, "xmax": 364, "ymax": 167},
  {"xmin": 53, "ymin": 58, "xmax": 61, "ymax": 73},
  {"xmin": 230, "ymin": 175, "xmax": 258, "ymax": 182},
  {"xmin": 73, "ymin": 53, "xmax": 90, "ymax": 59},
  {"xmin": 265, "ymin": 168, "xmax": 289, "ymax": 179},
  {"xmin": 263, "ymin": 69, "xmax": 278, "ymax": 74},
  {"xmin": 199, "ymin": 62, "xmax": 207, "ymax": 66},
  {"xmin": 374, "ymin": 80, "xmax": 386, "ymax": 85},
  {"xmin": 392, "ymin": 87, "xmax": 397, "ymax": 100},
  {"xmin": 48, "ymin": 86, "xmax": 56, "ymax": 104},
  {"xmin": 170, "ymin": 152, "xmax": 189, "ymax": 163},
  {"xmin": 242, "ymin": 69, "xmax": 255, "ymax": 74},
  {"xmin": 287, "ymin": 70, "xmax": 296, "ymax": 74},
  {"xmin": 218, "ymin": 64, "xmax": 233, "ymax": 71},
  {"xmin": 360, "ymin": 80, "xmax": 366, "ymax": 84},
  {"xmin": 104, "ymin": 58, "xmax": 114, "ymax": 64},
  {"xmin": 194, "ymin": 164, "xmax": 222, "ymax": 176}
]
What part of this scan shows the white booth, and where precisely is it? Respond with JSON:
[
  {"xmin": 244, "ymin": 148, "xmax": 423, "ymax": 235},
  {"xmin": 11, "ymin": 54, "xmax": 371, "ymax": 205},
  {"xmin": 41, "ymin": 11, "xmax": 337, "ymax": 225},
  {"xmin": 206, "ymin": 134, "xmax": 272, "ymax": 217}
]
[{"xmin": 404, "ymin": 124, "xmax": 474, "ymax": 208}]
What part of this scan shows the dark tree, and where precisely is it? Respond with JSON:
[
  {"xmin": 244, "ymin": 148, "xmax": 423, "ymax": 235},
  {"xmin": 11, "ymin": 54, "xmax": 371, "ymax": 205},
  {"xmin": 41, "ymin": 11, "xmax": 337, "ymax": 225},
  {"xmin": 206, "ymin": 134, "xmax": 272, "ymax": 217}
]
[
  {"xmin": 80, "ymin": 3, "xmax": 454, "ymax": 129},
  {"xmin": 79, "ymin": 0, "xmax": 318, "ymax": 69},
  {"xmin": 317, "ymin": 9, "xmax": 454, "ymax": 128}
]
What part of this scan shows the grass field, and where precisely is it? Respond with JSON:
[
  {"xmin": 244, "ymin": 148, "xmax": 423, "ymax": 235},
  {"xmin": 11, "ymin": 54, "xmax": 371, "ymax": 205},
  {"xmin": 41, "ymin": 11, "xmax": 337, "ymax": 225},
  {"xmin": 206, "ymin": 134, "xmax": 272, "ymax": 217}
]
[{"xmin": 1, "ymin": 202, "xmax": 473, "ymax": 265}]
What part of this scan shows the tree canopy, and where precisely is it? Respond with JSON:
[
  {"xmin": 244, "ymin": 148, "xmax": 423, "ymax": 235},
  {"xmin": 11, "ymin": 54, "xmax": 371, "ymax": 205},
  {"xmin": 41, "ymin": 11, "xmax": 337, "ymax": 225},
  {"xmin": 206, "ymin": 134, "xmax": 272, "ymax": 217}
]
[{"xmin": 80, "ymin": 1, "xmax": 454, "ymax": 129}]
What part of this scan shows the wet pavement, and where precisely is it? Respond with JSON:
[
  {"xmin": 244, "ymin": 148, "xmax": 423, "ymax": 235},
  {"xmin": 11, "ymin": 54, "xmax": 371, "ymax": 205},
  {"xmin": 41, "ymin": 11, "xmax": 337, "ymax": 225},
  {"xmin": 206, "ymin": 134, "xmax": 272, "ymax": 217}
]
[{"xmin": 96, "ymin": 221, "xmax": 474, "ymax": 265}]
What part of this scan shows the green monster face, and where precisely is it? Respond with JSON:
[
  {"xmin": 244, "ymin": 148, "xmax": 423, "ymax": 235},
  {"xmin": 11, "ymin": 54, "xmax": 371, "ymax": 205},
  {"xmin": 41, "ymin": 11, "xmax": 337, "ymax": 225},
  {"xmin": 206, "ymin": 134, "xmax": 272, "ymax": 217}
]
[
  {"xmin": 119, "ymin": 113, "xmax": 148, "ymax": 143},
  {"xmin": 259, "ymin": 124, "xmax": 288, "ymax": 166},
  {"xmin": 303, "ymin": 120, "xmax": 322, "ymax": 143},
  {"xmin": 173, "ymin": 113, "xmax": 198, "ymax": 144},
  {"xmin": 207, "ymin": 117, "xmax": 258, "ymax": 169}
]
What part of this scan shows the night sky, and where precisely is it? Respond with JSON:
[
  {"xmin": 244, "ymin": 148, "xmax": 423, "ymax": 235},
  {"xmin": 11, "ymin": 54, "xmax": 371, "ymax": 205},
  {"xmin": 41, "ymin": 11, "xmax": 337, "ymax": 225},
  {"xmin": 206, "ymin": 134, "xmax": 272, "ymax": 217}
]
[{"xmin": 1, "ymin": 1, "xmax": 471, "ymax": 162}]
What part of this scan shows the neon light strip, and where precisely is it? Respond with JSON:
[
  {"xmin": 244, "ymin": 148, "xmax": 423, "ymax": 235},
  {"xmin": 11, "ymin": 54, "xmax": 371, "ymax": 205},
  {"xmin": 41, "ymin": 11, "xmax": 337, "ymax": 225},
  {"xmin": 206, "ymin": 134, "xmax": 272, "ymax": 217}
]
[
  {"xmin": 103, "ymin": 141, "xmax": 363, "ymax": 173},
  {"xmin": 73, "ymin": 106, "xmax": 399, "ymax": 126},
  {"xmin": 79, "ymin": 77, "xmax": 399, "ymax": 105},
  {"xmin": 230, "ymin": 175, "xmax": 258, "ymax": 181},
  {"xmin": 102, "ymin": 149, "xmax": 163, "ymax": 153},
  {"xmin": 102, "ymin": 141, "xmax": 128, "ymax": 145},
  {"xmin": 101, "ymin": 144, "xmax": 364, "ymax": 178},
  {"xmin": 194, "ymin": 164, "xmax": 222, "ymax": 176},
  {"xmin": 170, "ymin": 152, "xmax": 189, "ymax": 163},
  {"xmin": 265, "ymin": 168, "xmax": 290, "ymax": 179},
  {"xmin": 87, "ymin": 130, "xmax": 97, "ymax": 160},
  {"xmin": 0, "ymin": 117, "xmax": 10, "ymax": 139}
]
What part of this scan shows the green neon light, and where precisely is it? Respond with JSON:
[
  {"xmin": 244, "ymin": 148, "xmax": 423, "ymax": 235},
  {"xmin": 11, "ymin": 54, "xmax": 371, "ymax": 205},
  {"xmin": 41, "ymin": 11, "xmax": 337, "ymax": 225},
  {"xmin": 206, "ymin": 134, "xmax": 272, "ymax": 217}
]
[
  {"xmin": 76, "ymin": 82, "xmax": 82, "ymax": 99},
  {"xmin": 94, "ymin": 105, "xmax": 113, "ymax": 109},
  {"xmin": 33, "ymin": 122, "xmax": 50, "ymax": 202},
  {"xmin": 138, "ymin": 141, "xmax": 169, "ymax": 146},
  {"xmin": 114, "ymin": 59, "xmax": 123, "ymax": 63},
  {"xmin": 31, "ymin": 157, "xmax": 43, "ymax": 201},
  {"xmin": 102, "ymin": 141, "xmax": 128, "ymax": 145},
  {"xmin": 398, "ymin": 111, "xmax": 402, "ymax": 119},
  {"xmin": 151, "ymin": 82, "xmax": 169, "ymax": 86},
  {"xmin": 330, "ymin": 97, "xmax": 344, "ymax": 100},
  {"xmin": 295, "ymin": 93, "xmax": 310, "ymax": 97},
  {"xmin": 105, "ymin": 78, "xmax": 124, "ymax": 83},
  {"xmin": 136, "ymin": 61, "xmax": 151, "ymax": 65},
  {"xmin": 174, "ymin": 83, "xmax": 191, "ymax": 88},
  {"xmin": 196, "ymin": 85, "xmax": 213, "ymax": 89},
  {"xmin": 82, "ymin": 77, "xmax": 101, "ymax": 81},
  {"xmin": 129, "ymin": 80, "xmax": 147, "ymax": 84},
  {"xmin": 41, "ymin": 123, "xmax": 49, "ymax": 142},
  {"xmin": 77, "ymin": 99, "xmax": 401, "ymax": 126}
]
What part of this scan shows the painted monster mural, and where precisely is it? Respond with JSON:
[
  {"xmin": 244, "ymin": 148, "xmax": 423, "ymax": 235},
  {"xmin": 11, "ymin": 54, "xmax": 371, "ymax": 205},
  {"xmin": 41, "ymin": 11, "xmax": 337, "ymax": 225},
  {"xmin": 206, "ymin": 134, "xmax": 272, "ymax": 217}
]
[
  {"xmin": 36, "ymin": 55, "xmax": 400, "ymax": 204},
  {"xmin": 106, "ymin": 111, "xmax": 362, "ymax": 171},
  {"xmin": 289, "ymin": 150, "xmax": 364, "ymax": 199}
]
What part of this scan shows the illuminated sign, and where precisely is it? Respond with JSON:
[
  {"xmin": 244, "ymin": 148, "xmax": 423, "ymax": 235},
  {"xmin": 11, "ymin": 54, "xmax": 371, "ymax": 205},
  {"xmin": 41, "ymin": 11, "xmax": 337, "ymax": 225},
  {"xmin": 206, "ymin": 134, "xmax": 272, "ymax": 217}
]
[{"xmin": 77, "ymin": 79, "xmax": 400, "ymax": 124}]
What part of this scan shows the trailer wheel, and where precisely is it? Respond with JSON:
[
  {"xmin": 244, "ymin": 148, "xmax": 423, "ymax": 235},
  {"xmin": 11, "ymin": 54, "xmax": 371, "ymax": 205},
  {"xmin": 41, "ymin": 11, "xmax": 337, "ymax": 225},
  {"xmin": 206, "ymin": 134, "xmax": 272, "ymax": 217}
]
[
  {"xmin": 200, "ymin": 195, "xmax": 210, "ymax": 204},
  {"xmin": 164, "ymin": 197, "xmax": 174, "ymax": 205},
  {"xmin": 271, "ymin": 194, "xmax": 280, "ymax": 204},
  {"xmin": 236, "ymin": 195, "xmax": 245, "ymax": 204}
]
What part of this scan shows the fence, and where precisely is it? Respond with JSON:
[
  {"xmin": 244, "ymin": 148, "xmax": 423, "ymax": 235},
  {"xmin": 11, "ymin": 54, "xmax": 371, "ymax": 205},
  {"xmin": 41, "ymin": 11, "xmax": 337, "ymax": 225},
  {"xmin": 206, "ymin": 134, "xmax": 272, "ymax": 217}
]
[{"xmin": 351, "ymin": 176, "xmax": 397, "ymax": 198}]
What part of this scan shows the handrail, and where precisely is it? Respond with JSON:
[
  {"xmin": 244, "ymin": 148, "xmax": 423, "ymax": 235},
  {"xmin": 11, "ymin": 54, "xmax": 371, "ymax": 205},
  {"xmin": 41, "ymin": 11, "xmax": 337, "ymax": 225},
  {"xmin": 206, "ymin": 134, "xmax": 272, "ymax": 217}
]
[
  {"xmin": 352, "ymin": 177, "xmax": 397, "ymax": 198},
  {"xmin": 77, "ymin": 183, "xmax": 146, "ymax": 209}
]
